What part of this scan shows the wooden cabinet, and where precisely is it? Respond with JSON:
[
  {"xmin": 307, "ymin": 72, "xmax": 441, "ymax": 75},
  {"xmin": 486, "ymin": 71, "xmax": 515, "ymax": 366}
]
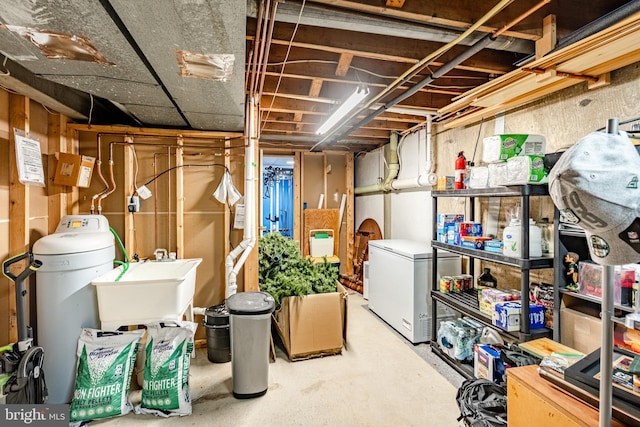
[{"xmin": 507, "ymin": 365, "xmax": 626, "ymax": 427}]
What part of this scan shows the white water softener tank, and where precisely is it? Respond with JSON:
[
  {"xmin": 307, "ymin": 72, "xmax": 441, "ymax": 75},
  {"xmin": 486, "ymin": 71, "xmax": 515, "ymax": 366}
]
[{"xmin": 33, "ymin": 215, "xmax": 115, "ymax": 404}]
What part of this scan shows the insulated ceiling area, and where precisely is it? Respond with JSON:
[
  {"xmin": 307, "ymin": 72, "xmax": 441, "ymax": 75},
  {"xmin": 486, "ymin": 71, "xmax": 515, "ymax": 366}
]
[{"xmin": 0, "ymin": 0, "xmax": 246, "ymax": 131}]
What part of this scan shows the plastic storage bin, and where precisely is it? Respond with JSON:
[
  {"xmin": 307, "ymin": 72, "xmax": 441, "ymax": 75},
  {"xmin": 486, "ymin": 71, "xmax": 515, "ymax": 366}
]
[
  {"xmin": 309, "ymin": 229, "xmax": 334, "ymax": 257},
  {"xmin": 227, "ymin": 292, "xmax": 275, "ymax": 399}
]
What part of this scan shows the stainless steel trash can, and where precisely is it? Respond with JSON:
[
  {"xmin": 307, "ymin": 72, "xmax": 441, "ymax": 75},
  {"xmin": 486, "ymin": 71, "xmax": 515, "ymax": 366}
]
[{"xmin": 226, "ymin": 291, "xmax": 275, "ymax": 399}]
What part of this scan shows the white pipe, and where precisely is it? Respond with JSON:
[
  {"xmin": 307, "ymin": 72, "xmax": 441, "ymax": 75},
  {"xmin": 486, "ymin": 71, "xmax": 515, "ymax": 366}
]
[
  {"xmin": 354, "ymin": 131, "xmax": 400, "ymax": 194},
  {"xmin": 225, "ymin": 96, "xmax": 258, "ymax": 298},
  {"xmin": 425, "ymin": 117, "xmax": 435, "ymax": 174},
  {"xmin": 275, "ymin": 177, "xmax": 280, "ymax": 231},
  {"xmin": 390, "ymin": 174, "xmax": 436, "ymax": 190},
  {"xmin": 338, "ymin": 194, "xmax": 347, "ymax": 231},
  {"xmin": 317, "ymin": 193, "xmax": 324, "ymax": 208},
  {"xmin": 355, "ymin": 117, "xmax": 436, "ymax": 194}
]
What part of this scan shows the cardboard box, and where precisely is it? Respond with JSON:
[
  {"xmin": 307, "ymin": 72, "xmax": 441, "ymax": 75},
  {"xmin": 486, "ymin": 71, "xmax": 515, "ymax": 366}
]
[
  {"xmin": 53, "ymin": 152, "xmax": 95, "ymax": 187},
  {"xmin": 493, "ymin": 301, "xmax": 544, "ymax": 332},
  {"xmin": 560, "ymin": 306, "xmax": 602, "ymax": 354},
  {"xmin": 474, "ymin": 344, "xmax": 507, "ymax": 383},
  {"xmin": 530, "ymin": 283, "xmax": 554, "ymax": 328},
  {"xmin": 273, "ymin": 282, "xmax": 348, "ymax": 361},
  {"xmin": 483, "ymin": 239, "xmax": 504, "ymax": 254},
  {"xmin": 479, "ymin": 288, "xmax": 520, "ymax": 317}
]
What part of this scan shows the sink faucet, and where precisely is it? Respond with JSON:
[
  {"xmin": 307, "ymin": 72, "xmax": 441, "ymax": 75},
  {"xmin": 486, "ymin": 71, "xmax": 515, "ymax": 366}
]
[{"xmin": 154, "ymin": 248, "xmax": 168, "ymax": 261}]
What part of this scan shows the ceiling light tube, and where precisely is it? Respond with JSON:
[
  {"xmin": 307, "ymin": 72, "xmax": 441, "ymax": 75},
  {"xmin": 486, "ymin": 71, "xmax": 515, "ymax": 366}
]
[{"xmin": 316, "ymin": 86, "xmax": 369, "ymax": 135}]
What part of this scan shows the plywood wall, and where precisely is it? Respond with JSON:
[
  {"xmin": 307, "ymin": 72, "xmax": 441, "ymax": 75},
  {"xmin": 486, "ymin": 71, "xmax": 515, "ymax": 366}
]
[
  {"xmin": 433, "ymin": 61, "xmax": 640, "ymax": 288},
  {"xmin": 0, "ymin": 89, "xmax": 68, "ymax": 344},
  {"xmin": 263, "ymin": 149, "xmax": 353, "ymax": 274},
  {"xmin": 75, "ymin": 131, "xmax": 244, "ymax": 316},
  {"xmin": 0, "ymin": 89, "xmax": 10, "ymax": 345}
]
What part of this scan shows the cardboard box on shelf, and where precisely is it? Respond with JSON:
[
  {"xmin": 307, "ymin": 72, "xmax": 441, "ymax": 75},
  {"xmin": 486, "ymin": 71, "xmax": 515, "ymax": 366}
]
[
  {"xmin": 560, "ymin": 306, "xmax": 601, "ymax": 354},
  {"xmin": 53, "ymin": 152, "xmax": 95, "ymax": 187},
  {"xmin": 272, "ymin": 282, "xmax": 348, "ymax": 361},
  {"xmin": 492, "ymin": 301, "xmax": 544, "ymax": 332},
  {"xmin": 474, "ymin": 344, "xmax": 507, "ymax": 383},
  {"xmin": 530, "ymin": 283, "xmax": 554, "ymax": 329},
  {"xmin": 437, "ymin": 213, "xmax": 464, "ymax": 244},
  {"xmin": 479, "ymin": 288, "xmax": 520, "ymax": 317}
]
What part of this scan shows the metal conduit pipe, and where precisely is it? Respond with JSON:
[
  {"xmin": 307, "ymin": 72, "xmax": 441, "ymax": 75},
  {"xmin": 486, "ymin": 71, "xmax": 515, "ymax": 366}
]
[
  {"xmin": 354, "ymin": 131, "xmax": 399, "ymax": 194},
  {"xmin": 257, "ymin": 0, "xmax": 280, "ymax": 100},
  {"xmin": 310, "ymin": 0, "xmax": 514, "ymax": 151},
  {"xmin": 331, "ymin": 33, "xmax": 495, "ymax": 145},
  {"xmin": 355, "ymin": 0, "xmax": 515, "ymax": 116},
  {"xmin": 554, "ymin": 0, "xmax": 640, "ymax": 53},
  {"xmin": 249, "ymin": 0, "xmax": 267, "ymax": 97}
]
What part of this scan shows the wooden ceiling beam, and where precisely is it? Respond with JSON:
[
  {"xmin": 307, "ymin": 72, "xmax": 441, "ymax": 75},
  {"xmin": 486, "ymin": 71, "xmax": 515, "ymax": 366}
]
[
  {"xmin": 262, "ymin": 116, "xmax": 411, "ymax": 131},
  {"xmin": 264, "ymin": 37, "xmax": 516, "ymax": 76},
  {"xmin": 263, "ymin": 73, "xmax": 464, "ymax": 103},
  {"xmin": 335, "ymin": 53, "xmax": 354, "ymax": 77},
  {"xmin": 306, "ymin": 0, "xmax": 541, "ymax": 40}
]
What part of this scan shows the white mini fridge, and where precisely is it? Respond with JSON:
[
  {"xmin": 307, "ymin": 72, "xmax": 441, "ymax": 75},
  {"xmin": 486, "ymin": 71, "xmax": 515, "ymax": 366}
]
[{"xmin": 368, "ymin": 239, "xmax": 460, "ymax": 344}]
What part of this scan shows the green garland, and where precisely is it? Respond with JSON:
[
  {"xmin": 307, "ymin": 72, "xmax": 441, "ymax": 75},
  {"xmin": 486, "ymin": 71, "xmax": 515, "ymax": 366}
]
[{"xmin": 258, "ymin": 232, "xmax": 338, "ymax": 307}]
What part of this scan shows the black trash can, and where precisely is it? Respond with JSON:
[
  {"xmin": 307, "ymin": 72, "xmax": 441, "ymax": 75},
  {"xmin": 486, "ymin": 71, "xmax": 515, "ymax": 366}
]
[
  {"xmin": 204, "ymin": 303, "xmax": 231, "ymax": 363},
  {"xmin": 226, "ymin": 292, "xmax": 275, "ymax": 399}
]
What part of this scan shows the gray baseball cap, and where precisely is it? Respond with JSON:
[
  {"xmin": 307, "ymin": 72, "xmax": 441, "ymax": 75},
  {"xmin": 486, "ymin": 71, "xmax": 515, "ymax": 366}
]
[{"xmin": 549, "ymin": 131, "xmax": 640, "ymax": 266}]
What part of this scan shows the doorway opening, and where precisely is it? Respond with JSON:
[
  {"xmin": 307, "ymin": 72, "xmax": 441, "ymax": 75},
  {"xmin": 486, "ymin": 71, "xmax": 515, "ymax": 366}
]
[{"xmin": 262, "ymin": 156, "xmax": 294, "ymax": 237}]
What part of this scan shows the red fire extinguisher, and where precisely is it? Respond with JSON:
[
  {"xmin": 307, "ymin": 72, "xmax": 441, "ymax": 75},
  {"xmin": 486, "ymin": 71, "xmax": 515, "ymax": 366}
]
[{"xmin": 455, "ymin": 151, "xmax": 466, "ymax": 190}]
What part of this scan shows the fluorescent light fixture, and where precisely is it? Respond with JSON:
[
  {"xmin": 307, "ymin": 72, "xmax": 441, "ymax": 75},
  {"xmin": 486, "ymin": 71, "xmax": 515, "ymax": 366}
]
[{"xmin": 316, "ymin": 86, "xmax": 369, "ymax": 135}]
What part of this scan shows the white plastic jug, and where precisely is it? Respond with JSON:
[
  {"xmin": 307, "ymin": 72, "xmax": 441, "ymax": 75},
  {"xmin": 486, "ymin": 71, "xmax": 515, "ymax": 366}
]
[{"xmin": 502, "ymin": 219, "xmax": 542, "ymax": 258}]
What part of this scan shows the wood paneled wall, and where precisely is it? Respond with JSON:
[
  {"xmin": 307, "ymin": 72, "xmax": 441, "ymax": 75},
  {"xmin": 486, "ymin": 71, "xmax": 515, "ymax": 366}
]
[{"xmin": 0, "ymin": 90, "xmax": 67, "ymax": 344}]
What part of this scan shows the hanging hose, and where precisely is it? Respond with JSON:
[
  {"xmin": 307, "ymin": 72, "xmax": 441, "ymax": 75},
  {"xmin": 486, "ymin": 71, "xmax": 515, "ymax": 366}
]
[{"xmin": 109, "ymin": 227, "xmax": 130, "ymax": 282}]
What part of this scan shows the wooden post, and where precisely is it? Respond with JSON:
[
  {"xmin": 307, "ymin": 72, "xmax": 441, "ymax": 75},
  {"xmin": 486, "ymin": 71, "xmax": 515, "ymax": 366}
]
[
  {"xmin": 8, "ymin": 94, "xmax": 29, "ymax": 343},
  {"xmin": 67, "ymin": 127, "xmax": 80, "ymax": 214},
  {"xmin": 224, "ymin": 138, "xmax": 231, "ymax": 255},
  {"xmin": 293, "ymin": 151, "xmax": 302, "ymax": 244},
  {"xmin": 535, "ymin": 15, "xmax": 556, "ymax": 59},
  {"xmin": 345, "ymin": 153, "xmax": 355, "ymax": 276},
  {"xmin": 244, "ymin": 101, "xmax": 260, "ymax": 291},
  {"xmin": 123, "ymin": 135, "xmax": 135, "ymax": 256},
  {"xmin": 175, "ymin": 136, "xmax": 184, "ymax": 258},
  {"xmin": 47, "ymin": 114, "xmax": 68, "ymax": 233}
]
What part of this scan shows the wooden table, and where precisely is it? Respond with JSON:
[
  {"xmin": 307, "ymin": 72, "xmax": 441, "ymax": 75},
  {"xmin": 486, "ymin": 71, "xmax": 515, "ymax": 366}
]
[{"xmin": 507, "ymin": 365, "xmax": 627, "ymax": 427}]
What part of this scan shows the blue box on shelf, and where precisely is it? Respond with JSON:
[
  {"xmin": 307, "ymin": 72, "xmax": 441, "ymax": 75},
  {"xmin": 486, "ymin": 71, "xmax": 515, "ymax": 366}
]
[
  {"xmin": 484, "ymin": 239, "xmax": 504, "ymax": 254},
  {"xmin": 492, "ymin": 301, "xmax": 545, "ymax": 332}
]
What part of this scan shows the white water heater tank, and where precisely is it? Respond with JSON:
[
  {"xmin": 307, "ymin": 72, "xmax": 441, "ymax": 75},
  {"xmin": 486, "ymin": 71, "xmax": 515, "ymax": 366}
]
[{"xmin": 33, "ymin": 215, "xmax": 115, "ymax": 404}]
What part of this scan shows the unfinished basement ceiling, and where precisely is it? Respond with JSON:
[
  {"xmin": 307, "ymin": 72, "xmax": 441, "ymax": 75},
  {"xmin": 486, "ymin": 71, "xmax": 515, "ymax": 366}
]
[
  {"xmin": 0, "ymin": 0, "xmax": 637, "ymax": 152},
  {"xmin": 0, "ymin": 0, "xmax": 245, "ymax": 131}
]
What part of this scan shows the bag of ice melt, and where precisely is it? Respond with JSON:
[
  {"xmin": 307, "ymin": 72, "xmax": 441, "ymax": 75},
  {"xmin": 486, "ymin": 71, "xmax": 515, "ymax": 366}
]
[
  {"xmin": 135, "ymin": 321, "xmax": 197, "ymax": 417},
  {"xmin": 70, "ymin": 328, "xmax": 145, "ymax": 424}
]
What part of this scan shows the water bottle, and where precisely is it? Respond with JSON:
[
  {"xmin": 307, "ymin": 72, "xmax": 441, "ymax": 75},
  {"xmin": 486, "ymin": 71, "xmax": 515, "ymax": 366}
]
[
  {"xmin": 529, "ymin": 219, "xmax": 542, "ymax": 257},
  {"xmin": 538, "ymin": 217, "xmax": 552, "ymax": 256}
]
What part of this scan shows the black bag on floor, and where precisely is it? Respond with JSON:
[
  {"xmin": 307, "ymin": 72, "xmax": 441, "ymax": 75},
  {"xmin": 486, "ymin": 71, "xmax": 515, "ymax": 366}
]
[
  {"xmin": 3, "ymin": 346, "xmax": 47, "ymax": 404},
  {"xmin": 456, "ymin": 378, "xmax": 507, "ymax": 427}
]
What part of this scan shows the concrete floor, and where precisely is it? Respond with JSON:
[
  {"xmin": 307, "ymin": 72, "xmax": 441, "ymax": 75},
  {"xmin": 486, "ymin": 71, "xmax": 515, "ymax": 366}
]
[{"xmin": 100, "ymin": 289, "xmax": 465, "ymax": 427}]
